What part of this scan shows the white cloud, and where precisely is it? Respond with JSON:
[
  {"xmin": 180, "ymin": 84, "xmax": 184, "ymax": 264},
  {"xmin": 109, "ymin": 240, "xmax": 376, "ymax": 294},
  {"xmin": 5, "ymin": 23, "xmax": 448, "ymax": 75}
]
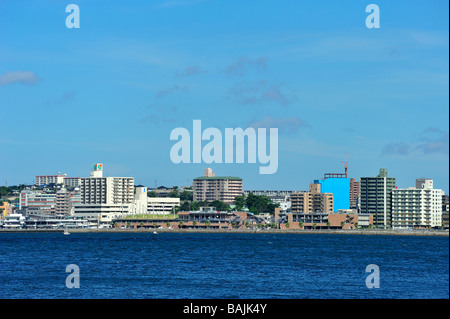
[
  {"xmin": 0, "ymin": 71, "xmax": 39, "ymax": 86},
  {"xmin": 248, "ymin": 116, "xmax": 309, "ymax": 135},
  {"xmin": 228, "ymin": 79, "xmax": 297, "ymax": 106}
]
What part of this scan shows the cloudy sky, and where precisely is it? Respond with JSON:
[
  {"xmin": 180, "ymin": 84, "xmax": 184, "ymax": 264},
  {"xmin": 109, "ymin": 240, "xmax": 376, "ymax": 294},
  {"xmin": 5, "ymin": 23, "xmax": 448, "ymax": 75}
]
[{"xmin": 0, "ymin": 0, "xmax": 448, "ymax": 192}]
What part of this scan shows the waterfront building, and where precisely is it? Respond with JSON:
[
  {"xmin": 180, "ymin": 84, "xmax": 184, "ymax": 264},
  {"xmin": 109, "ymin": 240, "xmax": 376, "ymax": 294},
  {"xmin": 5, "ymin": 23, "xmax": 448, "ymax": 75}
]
[
  {"xmin": 24, "ymin": 215, "xmax": 88, "ymax": 229},
  {"xmin": 113, "ymin": 207, "xmax": 255, "ymax": 230},
  {"xmin": 360, "ymin": 168, "xmax": 396, "ymax": 229},
  {"xmin": 178, "ymin": 207, "xmax": 245, "ymax": 229},
  {"xmin": 73, "ymin": 164, "xmax": 135, "ymax": 227},
  {"xmin": 193, "ymin": 168, "xmax": 243, "ymax": 204},
  {"xmin": 391, "ymin": 179, "xmax": 444, "ymax": 229},
  {"xmin": 290, "ymin": 183, "xmax": 334, "ymax": 214},
  {"xmin": 0, "ymin": 213, "xmax": 25, "ymax": 228},
  {"xmin": 277, "ymin": 210, "xmax": 372, "ymax": 230}
]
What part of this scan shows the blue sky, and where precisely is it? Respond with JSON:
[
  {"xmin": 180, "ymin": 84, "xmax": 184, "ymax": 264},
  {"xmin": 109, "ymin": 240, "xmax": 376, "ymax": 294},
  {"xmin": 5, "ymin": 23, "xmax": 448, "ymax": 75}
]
[{"xmin": 0, "ymin": 0, "xmax": 448, "ymax": 192}]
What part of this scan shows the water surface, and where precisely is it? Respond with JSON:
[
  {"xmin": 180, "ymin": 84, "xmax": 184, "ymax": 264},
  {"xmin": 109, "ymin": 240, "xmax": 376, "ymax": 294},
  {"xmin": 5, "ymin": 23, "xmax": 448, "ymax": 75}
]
[{"xmin": 0, "ymin": 232, "xmax": 448, "ymax": 299}]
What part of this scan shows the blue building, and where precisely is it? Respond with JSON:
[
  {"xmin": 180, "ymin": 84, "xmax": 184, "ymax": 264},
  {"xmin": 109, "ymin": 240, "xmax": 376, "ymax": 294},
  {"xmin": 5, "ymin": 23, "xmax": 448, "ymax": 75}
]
[{"xmin": 314, "ymin": 176, "xmax": 350, "ymax": 212}]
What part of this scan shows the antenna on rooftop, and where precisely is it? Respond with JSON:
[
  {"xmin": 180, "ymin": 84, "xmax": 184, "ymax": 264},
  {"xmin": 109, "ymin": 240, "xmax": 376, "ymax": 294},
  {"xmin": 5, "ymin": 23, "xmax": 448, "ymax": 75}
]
[{"xmin": 341, "ymin": 153, "xmax": 348, "ymax": 178}]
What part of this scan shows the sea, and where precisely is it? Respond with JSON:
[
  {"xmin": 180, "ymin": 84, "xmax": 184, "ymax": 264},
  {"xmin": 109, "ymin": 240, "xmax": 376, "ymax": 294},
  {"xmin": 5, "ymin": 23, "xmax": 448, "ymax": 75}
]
[{"xmin": 0, "ymin": 232, "xmax": 448, "ymax": 299}]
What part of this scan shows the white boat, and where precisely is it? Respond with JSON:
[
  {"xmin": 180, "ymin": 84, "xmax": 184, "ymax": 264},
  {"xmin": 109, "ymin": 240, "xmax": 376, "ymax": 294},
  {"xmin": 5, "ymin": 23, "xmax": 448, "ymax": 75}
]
[
  {"xmin": 64, "ymin": 228, "xmax": 70, "ymax": 235},
  {"xmin": 153, "ymin": 231, "xmax": 158, "ymax": 234}
]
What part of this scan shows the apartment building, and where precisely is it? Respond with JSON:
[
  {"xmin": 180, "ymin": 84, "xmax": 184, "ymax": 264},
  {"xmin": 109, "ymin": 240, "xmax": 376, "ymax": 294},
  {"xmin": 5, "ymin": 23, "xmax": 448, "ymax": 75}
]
[
  {"xmin": 391, "ymin": 179, "xmax": 444, "ymax": 229},
  {"xmin": 73, "ymin": 164, "xmax": 135, "ymax": 227},
  {"xmin": 35, "ymin": 173, "xmax": 66, "ymax": 186},
  {"xmin": 193, "ymin": 168, "xmax": 243, "ymax": 204},
  {"xmin": 360, "ymin": 168, "xmax": 396, "ymax": 228},
  {"xmin": 290, "ymin": 183, "xmax": 334, "ymax": 214},
  {"xmin": 55, "ymin": 188, "xmax": 81, "ymax": 215},
  {"xmin": 63, "ymin": 177, "xmax": 81, "ymax": 188},
  {"xmin": 35, "ymin": 173, "xmax": 81, "ymax": 188},
  {"xmin": 19, "ymin": 190, "xmax": 56, "ymax": 215},
  {"xmin": 19, "ymin": 188, "xmax": 80, "ymax": 217}
]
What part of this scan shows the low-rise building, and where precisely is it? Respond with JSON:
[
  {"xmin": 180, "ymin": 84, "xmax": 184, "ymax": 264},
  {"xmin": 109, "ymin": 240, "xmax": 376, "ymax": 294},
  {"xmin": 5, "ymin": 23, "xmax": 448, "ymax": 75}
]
[
  {"xmin": 114, "ymin": 207, "xmax": 263, "ymax": 230},
  {"xmin": 276, "ymin": 207, "xmax": 373, "ymax": 230}
]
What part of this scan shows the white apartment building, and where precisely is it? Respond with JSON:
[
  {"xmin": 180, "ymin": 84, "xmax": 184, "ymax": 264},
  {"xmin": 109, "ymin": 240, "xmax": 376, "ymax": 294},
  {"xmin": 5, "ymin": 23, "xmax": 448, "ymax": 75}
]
[
  {"xmin": 133, "ymin": 186, "xmax": 180, "ymax": 215},
  {"xmin": 35, "ymin": 173, "xmax": 81, "ymax": 187},
  {"xmin": 36, "ymin": 173, "xmax": 66, "ymax": 186},
  {"xmin": 73, "ymin": 164, "xmax": 135, "ymax": 227},
  {"xmin": 391, "ymin": 179, "xmax": 444, "ymax": 229}
]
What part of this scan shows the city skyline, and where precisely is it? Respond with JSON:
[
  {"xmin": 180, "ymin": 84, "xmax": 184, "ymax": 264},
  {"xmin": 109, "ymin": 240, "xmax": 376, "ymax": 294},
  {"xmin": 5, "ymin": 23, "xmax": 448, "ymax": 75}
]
[
  {"xmin": 4, "ymin": 163, "xmax": 448, "ymax": 196},
  {"xmin": 1, "ymin": 1, "xmax": 448, "ymax": 193}
]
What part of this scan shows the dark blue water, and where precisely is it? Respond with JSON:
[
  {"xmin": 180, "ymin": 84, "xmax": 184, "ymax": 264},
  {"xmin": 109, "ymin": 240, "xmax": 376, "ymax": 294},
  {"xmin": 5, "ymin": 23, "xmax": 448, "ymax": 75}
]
[{"xmin": 0, "ymin": 232, "xmax": 448, "ymax": 299}]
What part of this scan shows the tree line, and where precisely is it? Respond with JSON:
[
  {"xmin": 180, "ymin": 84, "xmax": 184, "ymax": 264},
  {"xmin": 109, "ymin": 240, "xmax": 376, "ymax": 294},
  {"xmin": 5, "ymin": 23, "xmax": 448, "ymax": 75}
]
[{"xmin": 172, "ymin": 192, "xmax": 279, "ymax": 215}]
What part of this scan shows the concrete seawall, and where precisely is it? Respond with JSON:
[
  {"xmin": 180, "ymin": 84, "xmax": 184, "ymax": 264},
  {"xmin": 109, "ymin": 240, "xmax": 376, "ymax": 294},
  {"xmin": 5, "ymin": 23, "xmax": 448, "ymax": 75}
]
[{"xmin": 0, "ymin": 228, "xmax": 448, "ymax": 237}]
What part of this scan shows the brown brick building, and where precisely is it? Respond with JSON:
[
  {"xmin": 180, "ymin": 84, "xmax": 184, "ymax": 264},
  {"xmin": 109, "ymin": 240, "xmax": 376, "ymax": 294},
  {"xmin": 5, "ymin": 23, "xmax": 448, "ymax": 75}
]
[
  {"xmin": 193, "ymin": 168, "xmax": 243, "ymax": 204},
  {"xmin": 290, "ymin": 183, "xmax": 334, "ymax": 214}
]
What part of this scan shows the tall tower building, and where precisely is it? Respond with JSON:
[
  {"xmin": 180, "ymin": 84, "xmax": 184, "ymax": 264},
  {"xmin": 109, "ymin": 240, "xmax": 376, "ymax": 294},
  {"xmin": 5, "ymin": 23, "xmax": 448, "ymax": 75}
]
[{"xmin": 360, "ymin": 168, "xmax": 396, "ymax": 228}]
